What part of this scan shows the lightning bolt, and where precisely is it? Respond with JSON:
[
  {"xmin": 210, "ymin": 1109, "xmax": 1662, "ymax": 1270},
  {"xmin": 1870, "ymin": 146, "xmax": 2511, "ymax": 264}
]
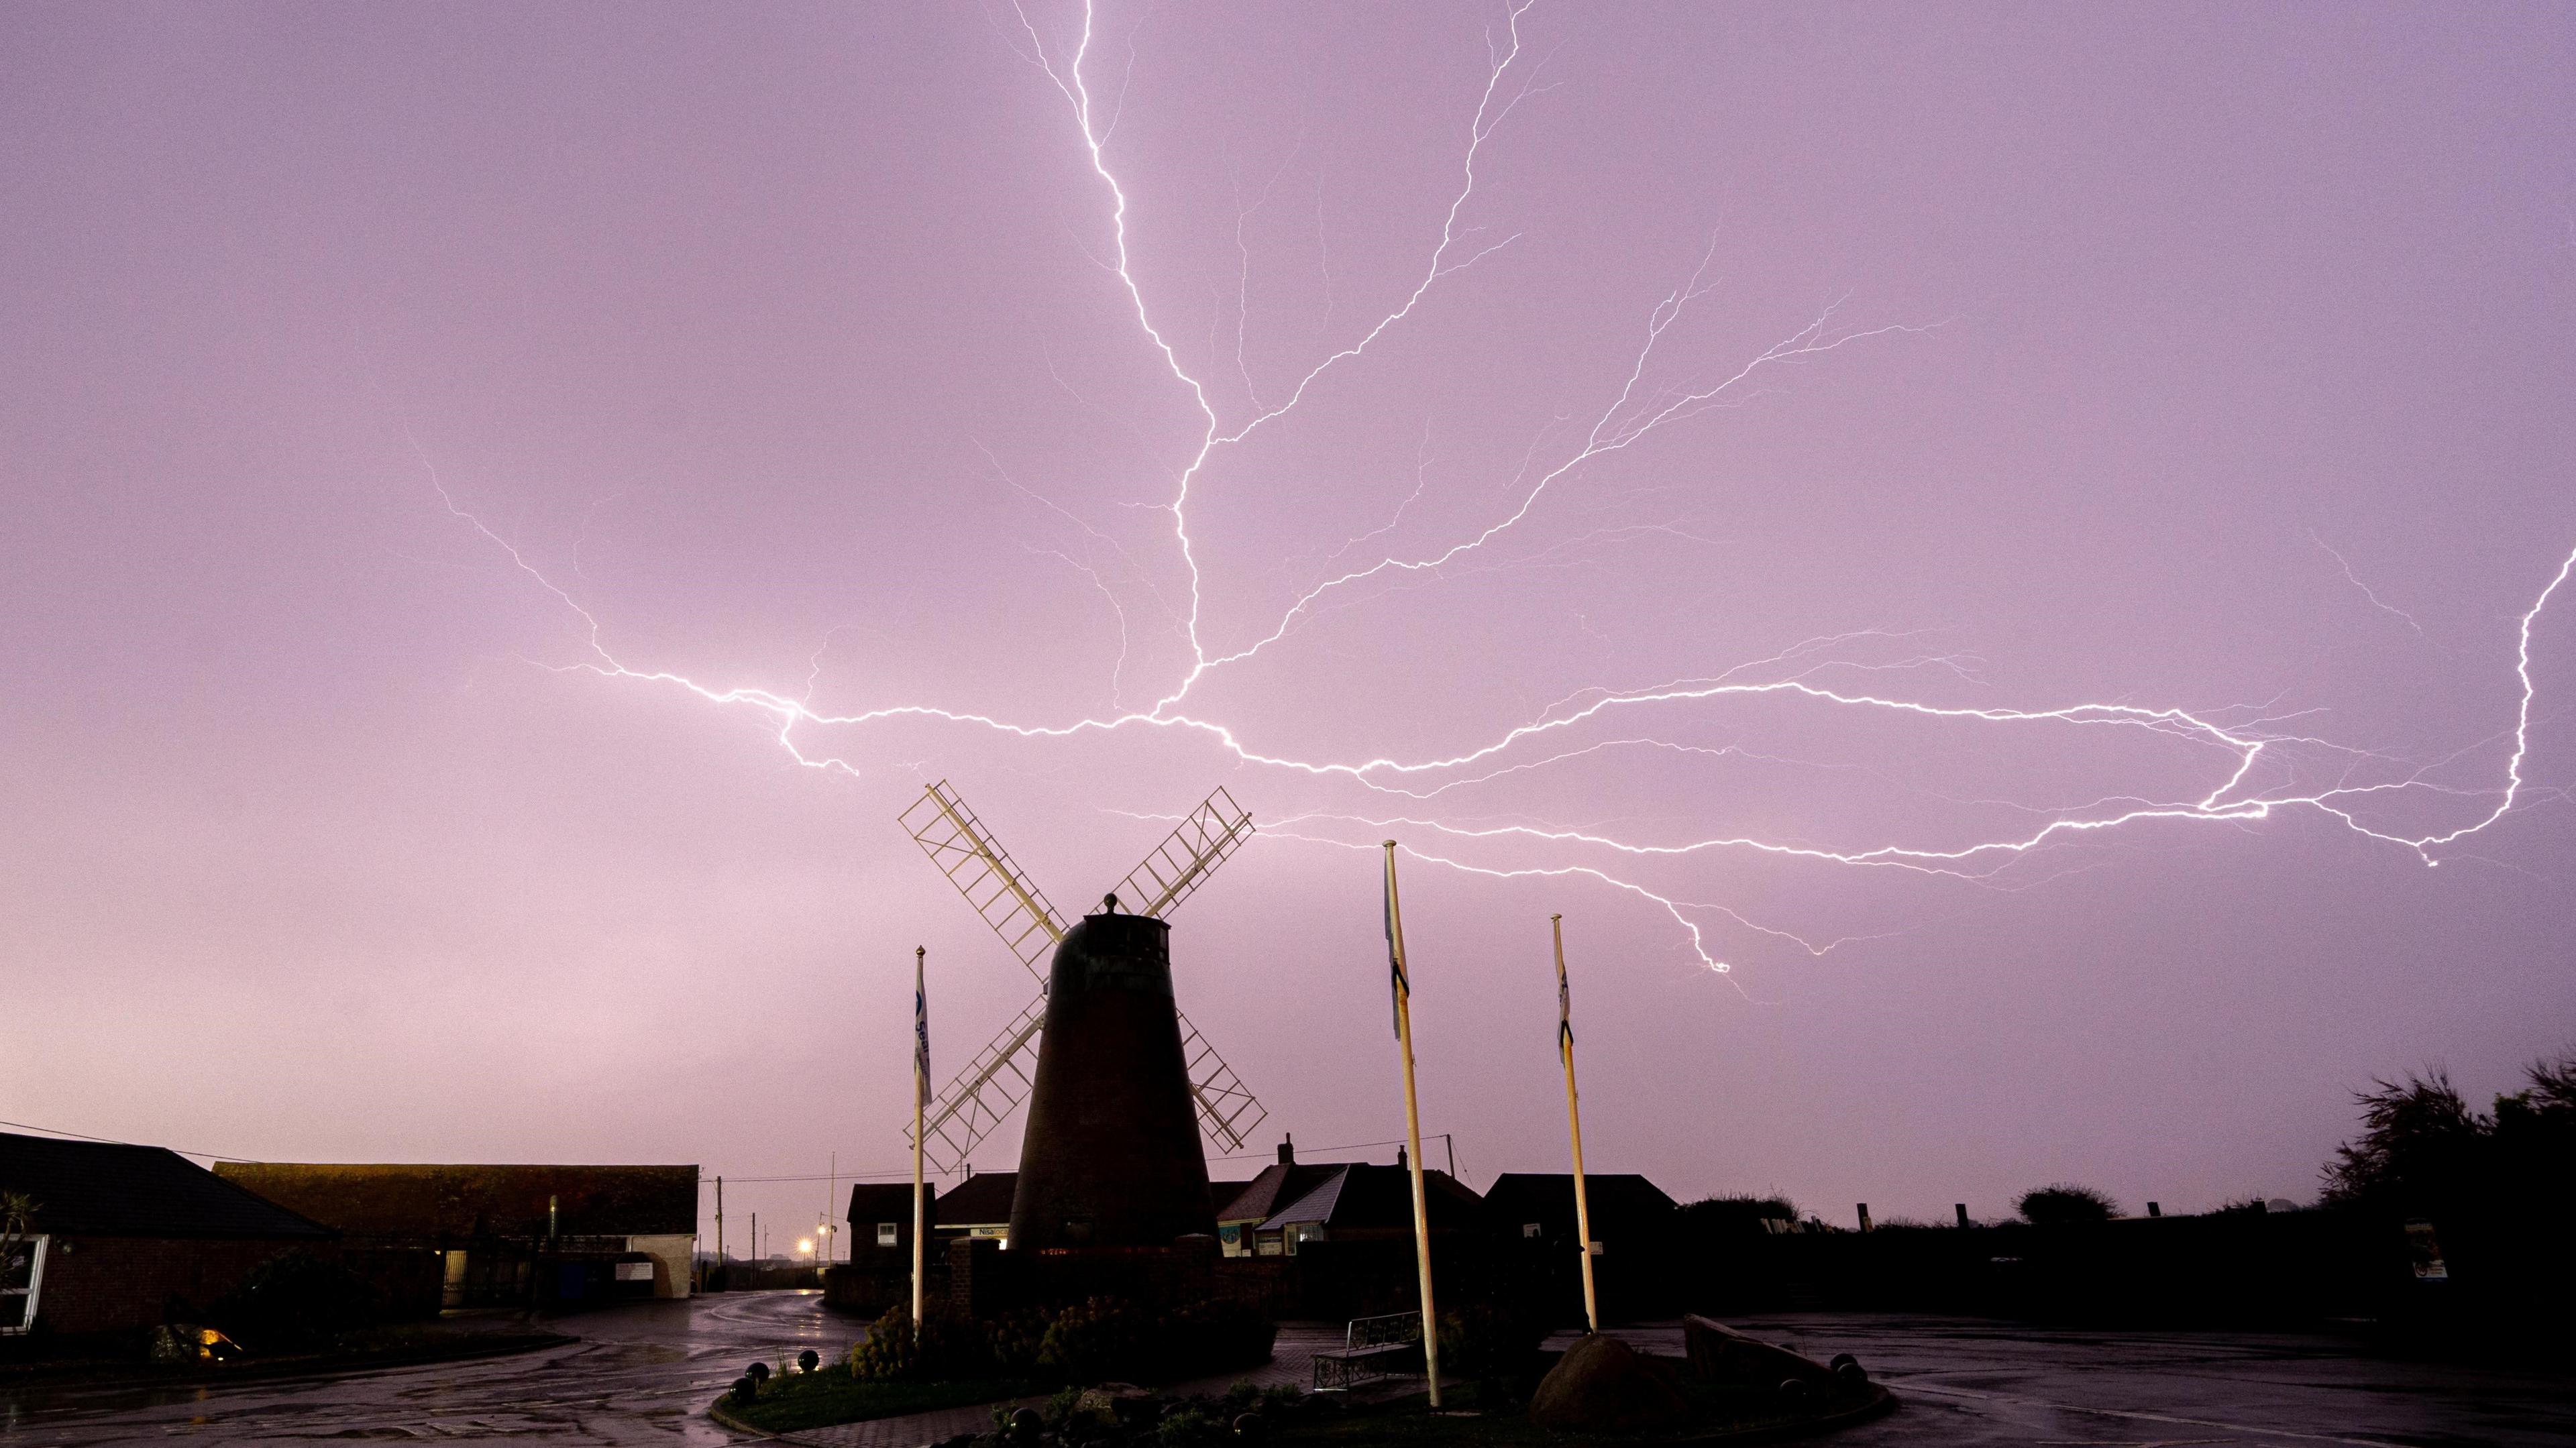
[{"xmin": 421, "ymin": 1, "xmax": 2573, "ymax": 980}]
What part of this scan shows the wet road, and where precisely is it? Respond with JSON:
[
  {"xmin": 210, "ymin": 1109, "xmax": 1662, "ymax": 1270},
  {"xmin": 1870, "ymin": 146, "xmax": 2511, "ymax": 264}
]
[
  {"xmin": 3, "ymin": 1297, "xmax": 2567, "ymax": 1445},
  {"xmin": 1595, "ymin": 1314, "xmax": 2576, "ymax": 1447},
  {"xmin": 0, "ymin": 1291, "xmax": 854, "ymax": 1445}
]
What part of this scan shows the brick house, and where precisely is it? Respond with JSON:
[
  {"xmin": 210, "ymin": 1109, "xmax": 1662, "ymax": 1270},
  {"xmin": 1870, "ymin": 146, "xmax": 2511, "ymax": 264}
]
[{"xmin": 0, "ymin": 1131, "xmax": 333, "ymax": 1339}]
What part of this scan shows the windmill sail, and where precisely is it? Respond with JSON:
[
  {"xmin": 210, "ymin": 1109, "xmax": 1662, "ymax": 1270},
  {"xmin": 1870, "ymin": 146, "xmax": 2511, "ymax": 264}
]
[
  {"xmin": 1177, "ymin": 1009, "xmax": 1267, "ymax": 1152},
  {"xmin": 900, "ymin": 780, "xmax": 1067, "ymax": 978},
  {"xmin": 898, "ymin": 780, "xmax": 1267, "ymax": 1169},
  {"xmin": 1111, "ymin": 787, "xmax": 1255, "ymax": 920},
  {"xmin": 912, "ymin": 997, "xmax": 1046, "ymax": 1172}
]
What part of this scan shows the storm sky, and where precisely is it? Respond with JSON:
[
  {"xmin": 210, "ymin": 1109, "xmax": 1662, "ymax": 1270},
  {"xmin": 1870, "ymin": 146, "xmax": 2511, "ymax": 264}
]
[{"xmin": 5, "ymin": 2, "xmax": 2573, "ymax": 1247}]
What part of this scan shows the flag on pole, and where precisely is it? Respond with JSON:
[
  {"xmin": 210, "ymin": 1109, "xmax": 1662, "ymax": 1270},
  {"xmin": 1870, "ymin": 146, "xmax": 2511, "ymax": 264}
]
[
  {"xmin": 914, "ymin": 948, "xmax": 931, "ymax": 1110},
  {"xmin": 1557, "ymin": 952, "xmax": 1574, "ymax": 1064},
  {"xmin": 1383, "ymin": 848, "xmax": 1409, "ymax": 1038}
]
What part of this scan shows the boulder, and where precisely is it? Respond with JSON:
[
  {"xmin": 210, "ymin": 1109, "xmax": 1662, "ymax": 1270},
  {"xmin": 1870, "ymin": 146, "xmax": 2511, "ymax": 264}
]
[{"xmin": 1528, "ymin": 1333, "xmax": 1691, "ymax": 1434}]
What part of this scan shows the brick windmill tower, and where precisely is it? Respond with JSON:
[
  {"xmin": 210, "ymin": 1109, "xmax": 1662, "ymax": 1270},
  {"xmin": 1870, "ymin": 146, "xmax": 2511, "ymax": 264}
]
[{"xmin": 898, "ymin": 783, "xmax": 1265, "ymax": 1251}]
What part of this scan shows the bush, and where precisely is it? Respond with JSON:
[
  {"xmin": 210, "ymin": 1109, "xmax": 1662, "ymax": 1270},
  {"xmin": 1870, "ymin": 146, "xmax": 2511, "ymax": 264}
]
[
  {"xmin": 1676, "ymin": 1194, "xmax": 1799, "ymax": 1238},
  {"xmin": 984, "ymin": 1307, "xmax": 1052, "ymax": 1378},
  {"xmin": 855, "ymin": 1296, "xmax": 1275, "ymax": 1388},
  {"xmin": 213, "ymin": 1249, "xmax": 384, "ymax": 1345},
  {"xmin": 848, "ymin": 1306, "xmax": 996, "ymax": 1381},
  {"xmin": 2016, "ymin": 1184, "xmax": 2118, "ymax": 1225},
  {"xmin": 1038, "ymin": 1296, "xmax": 1153, "ymax": 1383}
]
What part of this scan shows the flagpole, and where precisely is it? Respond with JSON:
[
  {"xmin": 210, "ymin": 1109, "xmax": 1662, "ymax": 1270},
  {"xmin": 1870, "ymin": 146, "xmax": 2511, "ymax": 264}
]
[
  {"xmin": 912, "ymin": 945, "xmax": 927, "ymax": 1327},
  {"xmin": 1383, "ymin": 841, "xmax": 1442, "ymax": 1408},
  {"xmin": 1553, "ymin": 914, "xmax": 1599, "ymax": 1334}
]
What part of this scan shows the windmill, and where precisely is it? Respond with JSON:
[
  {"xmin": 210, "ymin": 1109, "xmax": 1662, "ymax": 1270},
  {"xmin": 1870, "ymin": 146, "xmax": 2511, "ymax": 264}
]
[{"xmin": 898, "ymin": 781, "xmax": 1267, "ymax": 1194}]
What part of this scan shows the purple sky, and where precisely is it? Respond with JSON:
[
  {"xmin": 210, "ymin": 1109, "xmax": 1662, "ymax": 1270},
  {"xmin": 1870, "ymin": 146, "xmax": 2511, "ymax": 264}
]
[{"xmin": 5, "ymin": 2, "xmax": 2574, "ymax": 1249}]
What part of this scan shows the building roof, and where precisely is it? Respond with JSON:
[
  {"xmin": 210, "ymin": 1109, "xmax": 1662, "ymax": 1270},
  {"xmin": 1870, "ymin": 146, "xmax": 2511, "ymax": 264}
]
[
  {"xmin": 213, "ymin": 1163, "xmax": 697, "ymax": 1239},
  {"xmin": 1483, "ymin": 1172, "xmax": 1679, "ymax": 1238},
  {"xmin": 0, "ymin": 1132, "xmax": 332, "ymax": 1241},
  {"xmin": 1216, "ymin": 1162, "xmax": 1342, "ymax": 1223},
  {"xmin": 1258, "ymin": 1164, "xmax": 1485, "ymax": 1235},
  {"xmin": 847, "ymin": 1181, "xmax": 931, "ymax": 1224},
  {"xmin": 930, "ymin": 1171, "xmax": 1016, "ymax": 1227},
  {"xmin": 1208, "ymin": 1176, "xmax": 1257, "ymax": 1215}
]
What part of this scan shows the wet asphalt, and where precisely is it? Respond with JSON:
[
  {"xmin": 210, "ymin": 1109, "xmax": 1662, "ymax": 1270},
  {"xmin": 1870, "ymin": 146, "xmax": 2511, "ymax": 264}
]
[{"xmin": 1, "ymin": 1294, "xmax": 2567, "ymax": 1445}]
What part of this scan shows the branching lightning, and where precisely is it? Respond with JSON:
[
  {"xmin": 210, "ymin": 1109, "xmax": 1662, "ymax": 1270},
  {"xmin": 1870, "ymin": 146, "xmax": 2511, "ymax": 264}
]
[{"xmin": 425, "ymin": 0, "xmax": 2573, "ymax": 979}]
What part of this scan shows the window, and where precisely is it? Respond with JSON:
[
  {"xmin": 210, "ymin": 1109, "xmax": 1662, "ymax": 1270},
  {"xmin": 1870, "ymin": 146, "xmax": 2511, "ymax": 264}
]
[
  {"xmin": 1522, "ymin": 1222, "xmax": 1541, "ymax": 1239},
  {"xmin": 876, "ymin": 1222, "xmax": 898, "ymax": 1247},
  {"xmin": 1, "ymin": 1235, "xmax": 46, "ymax": 1335}
]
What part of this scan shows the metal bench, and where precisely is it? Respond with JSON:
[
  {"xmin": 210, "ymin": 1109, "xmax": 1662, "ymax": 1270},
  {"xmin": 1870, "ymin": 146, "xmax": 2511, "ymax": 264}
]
[{"xmin": 1311, "ymin": 1311, "xmax": 1423, "ymax": 1391}]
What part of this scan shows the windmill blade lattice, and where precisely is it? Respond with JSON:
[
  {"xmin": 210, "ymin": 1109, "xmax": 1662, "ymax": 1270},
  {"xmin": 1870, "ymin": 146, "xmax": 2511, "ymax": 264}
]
[
  {"xmin": 898, "ymin": 779, "xmax": 1267, "ymax": 1170},
  {"xmin": 1177, "ymin": 1008, "xmax": 1267, "ymax": 1152},
  {"xmin": 913, "ymin": 997, "xmax": 1046, "ymax": 1173},
  {"xmin": 1112, "ymin": 787, "xmax": 1256, "ymax": 919},
  {"xmin": 900, "ymin": 780, "xmax": 1067, "ymax": 977}
]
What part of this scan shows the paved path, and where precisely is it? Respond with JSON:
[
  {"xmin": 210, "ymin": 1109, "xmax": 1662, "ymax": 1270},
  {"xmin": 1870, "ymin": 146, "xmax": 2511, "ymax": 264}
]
[{"xmin": 5, "ymin": 1296, "xmax": 2569, "ymax": 1446}]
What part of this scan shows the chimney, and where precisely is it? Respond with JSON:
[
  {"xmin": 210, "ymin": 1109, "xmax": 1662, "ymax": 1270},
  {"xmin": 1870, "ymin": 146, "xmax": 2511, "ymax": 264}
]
[
  {"xmin": 1277, "ymin": 1135, "xmax": 1295, "ymax": 1166},
  {"xmin": 1397, "ymin": 1145, "xmax": 1409, "ymax": 1170}
]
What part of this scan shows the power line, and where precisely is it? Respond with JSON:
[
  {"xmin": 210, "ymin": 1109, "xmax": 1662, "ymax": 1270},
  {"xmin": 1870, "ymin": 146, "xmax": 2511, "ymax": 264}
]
[{"xmin": 0, "ymin": 1118, "xmax": 251, "ymax": 1163}]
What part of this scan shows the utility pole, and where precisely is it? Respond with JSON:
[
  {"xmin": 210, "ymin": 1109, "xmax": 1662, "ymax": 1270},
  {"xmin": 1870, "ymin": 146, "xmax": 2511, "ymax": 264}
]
[{"xmin": 715, "ymin": 1176, "xmax": 725, "ymax": 1286}]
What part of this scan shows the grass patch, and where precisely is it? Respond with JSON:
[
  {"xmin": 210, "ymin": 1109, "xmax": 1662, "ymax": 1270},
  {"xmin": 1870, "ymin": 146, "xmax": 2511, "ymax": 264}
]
[{"xmin": 720, "ymin": 1366, "xmax": 1038, "ymax": 1434}]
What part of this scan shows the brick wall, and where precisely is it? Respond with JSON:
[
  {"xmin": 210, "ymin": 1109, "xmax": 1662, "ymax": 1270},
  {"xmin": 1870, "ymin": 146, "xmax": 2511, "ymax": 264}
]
[{"xmin": 32, "ymin": 1236, "xmax": 298, "ymax": 1337}]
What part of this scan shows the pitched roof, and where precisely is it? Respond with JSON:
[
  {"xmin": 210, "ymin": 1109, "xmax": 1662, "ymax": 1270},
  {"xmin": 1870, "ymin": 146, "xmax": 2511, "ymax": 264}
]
[
  {"xmin": 931, "ymin": 1171, "xmax": 1016, "ymax": 1227},
  {"xmin": 1216, "ymin": 1162, "xmax": 1341, "ymax": 1223},
  {"xmin": 846, "ymin": 1182, "xmax": 928, "ymax": 1224},
  {"xmin": 1258, "ymin": 1164, "xmax": 1484, "ymax": 1233},
  {"xmin": 213, "ymin": 1163, "xmax": 697, "ymax": 1239},
  {"xmin": 0, "ymin": 1133, "xmax": 331, "ymax": 1240},
  {"xmin": 1483, "ymin": 1172, "xmax": 1679, "ymax": 1237}
]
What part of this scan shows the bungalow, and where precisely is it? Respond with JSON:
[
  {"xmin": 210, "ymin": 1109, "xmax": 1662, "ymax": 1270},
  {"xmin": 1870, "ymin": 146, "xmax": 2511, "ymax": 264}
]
[
  {"xmin": 0, "ymin": 1131, "xmax": 333, "ymax": 1339},
  {"xmin": 1213, "ymin": 1137, "xmax": 1342, "ymax": 1257},
  {"xmin": 1250, "ymin": 1158, "xmax": 1485, "ymax": 1257}
]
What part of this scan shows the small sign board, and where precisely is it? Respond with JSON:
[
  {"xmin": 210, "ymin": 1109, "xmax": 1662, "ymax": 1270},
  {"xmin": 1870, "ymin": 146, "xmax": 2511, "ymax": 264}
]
[{"xmin": 2404, "ymin": 1220, "xmax": 2449, "ymax": 1282}]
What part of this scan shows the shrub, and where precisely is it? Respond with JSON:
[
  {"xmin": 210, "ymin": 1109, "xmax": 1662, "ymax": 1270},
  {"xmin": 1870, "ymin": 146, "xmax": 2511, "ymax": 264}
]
[
  {"xmin": 1676, "ymin": 1193, "xmax": 1799, "ymax": 1237},
  {"xmin": 985, "ymin": 1307, "xmax": 1052, "ymax": 1377},
  {"xmin": 2015, "ymin": 1184, "xmax": 2118, "ymax": 1225},
  {"xmin": 1038, "ymin": 1296, "xmax": 1152, "ymax": 1383},
  {"xmin": 1153, "ymin": 1406, "xmax": 1224, "ymax": 1447},
  {"xmin": 849, "ymin": 1306, "xmax": 996, "ymax": 1381}
]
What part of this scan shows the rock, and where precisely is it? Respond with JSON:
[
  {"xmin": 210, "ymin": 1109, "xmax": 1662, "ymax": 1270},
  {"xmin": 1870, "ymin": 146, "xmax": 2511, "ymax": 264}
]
[{"xmin": 1527, "ymin": 1333, "xmax": 1691, "ymax": 1434}]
